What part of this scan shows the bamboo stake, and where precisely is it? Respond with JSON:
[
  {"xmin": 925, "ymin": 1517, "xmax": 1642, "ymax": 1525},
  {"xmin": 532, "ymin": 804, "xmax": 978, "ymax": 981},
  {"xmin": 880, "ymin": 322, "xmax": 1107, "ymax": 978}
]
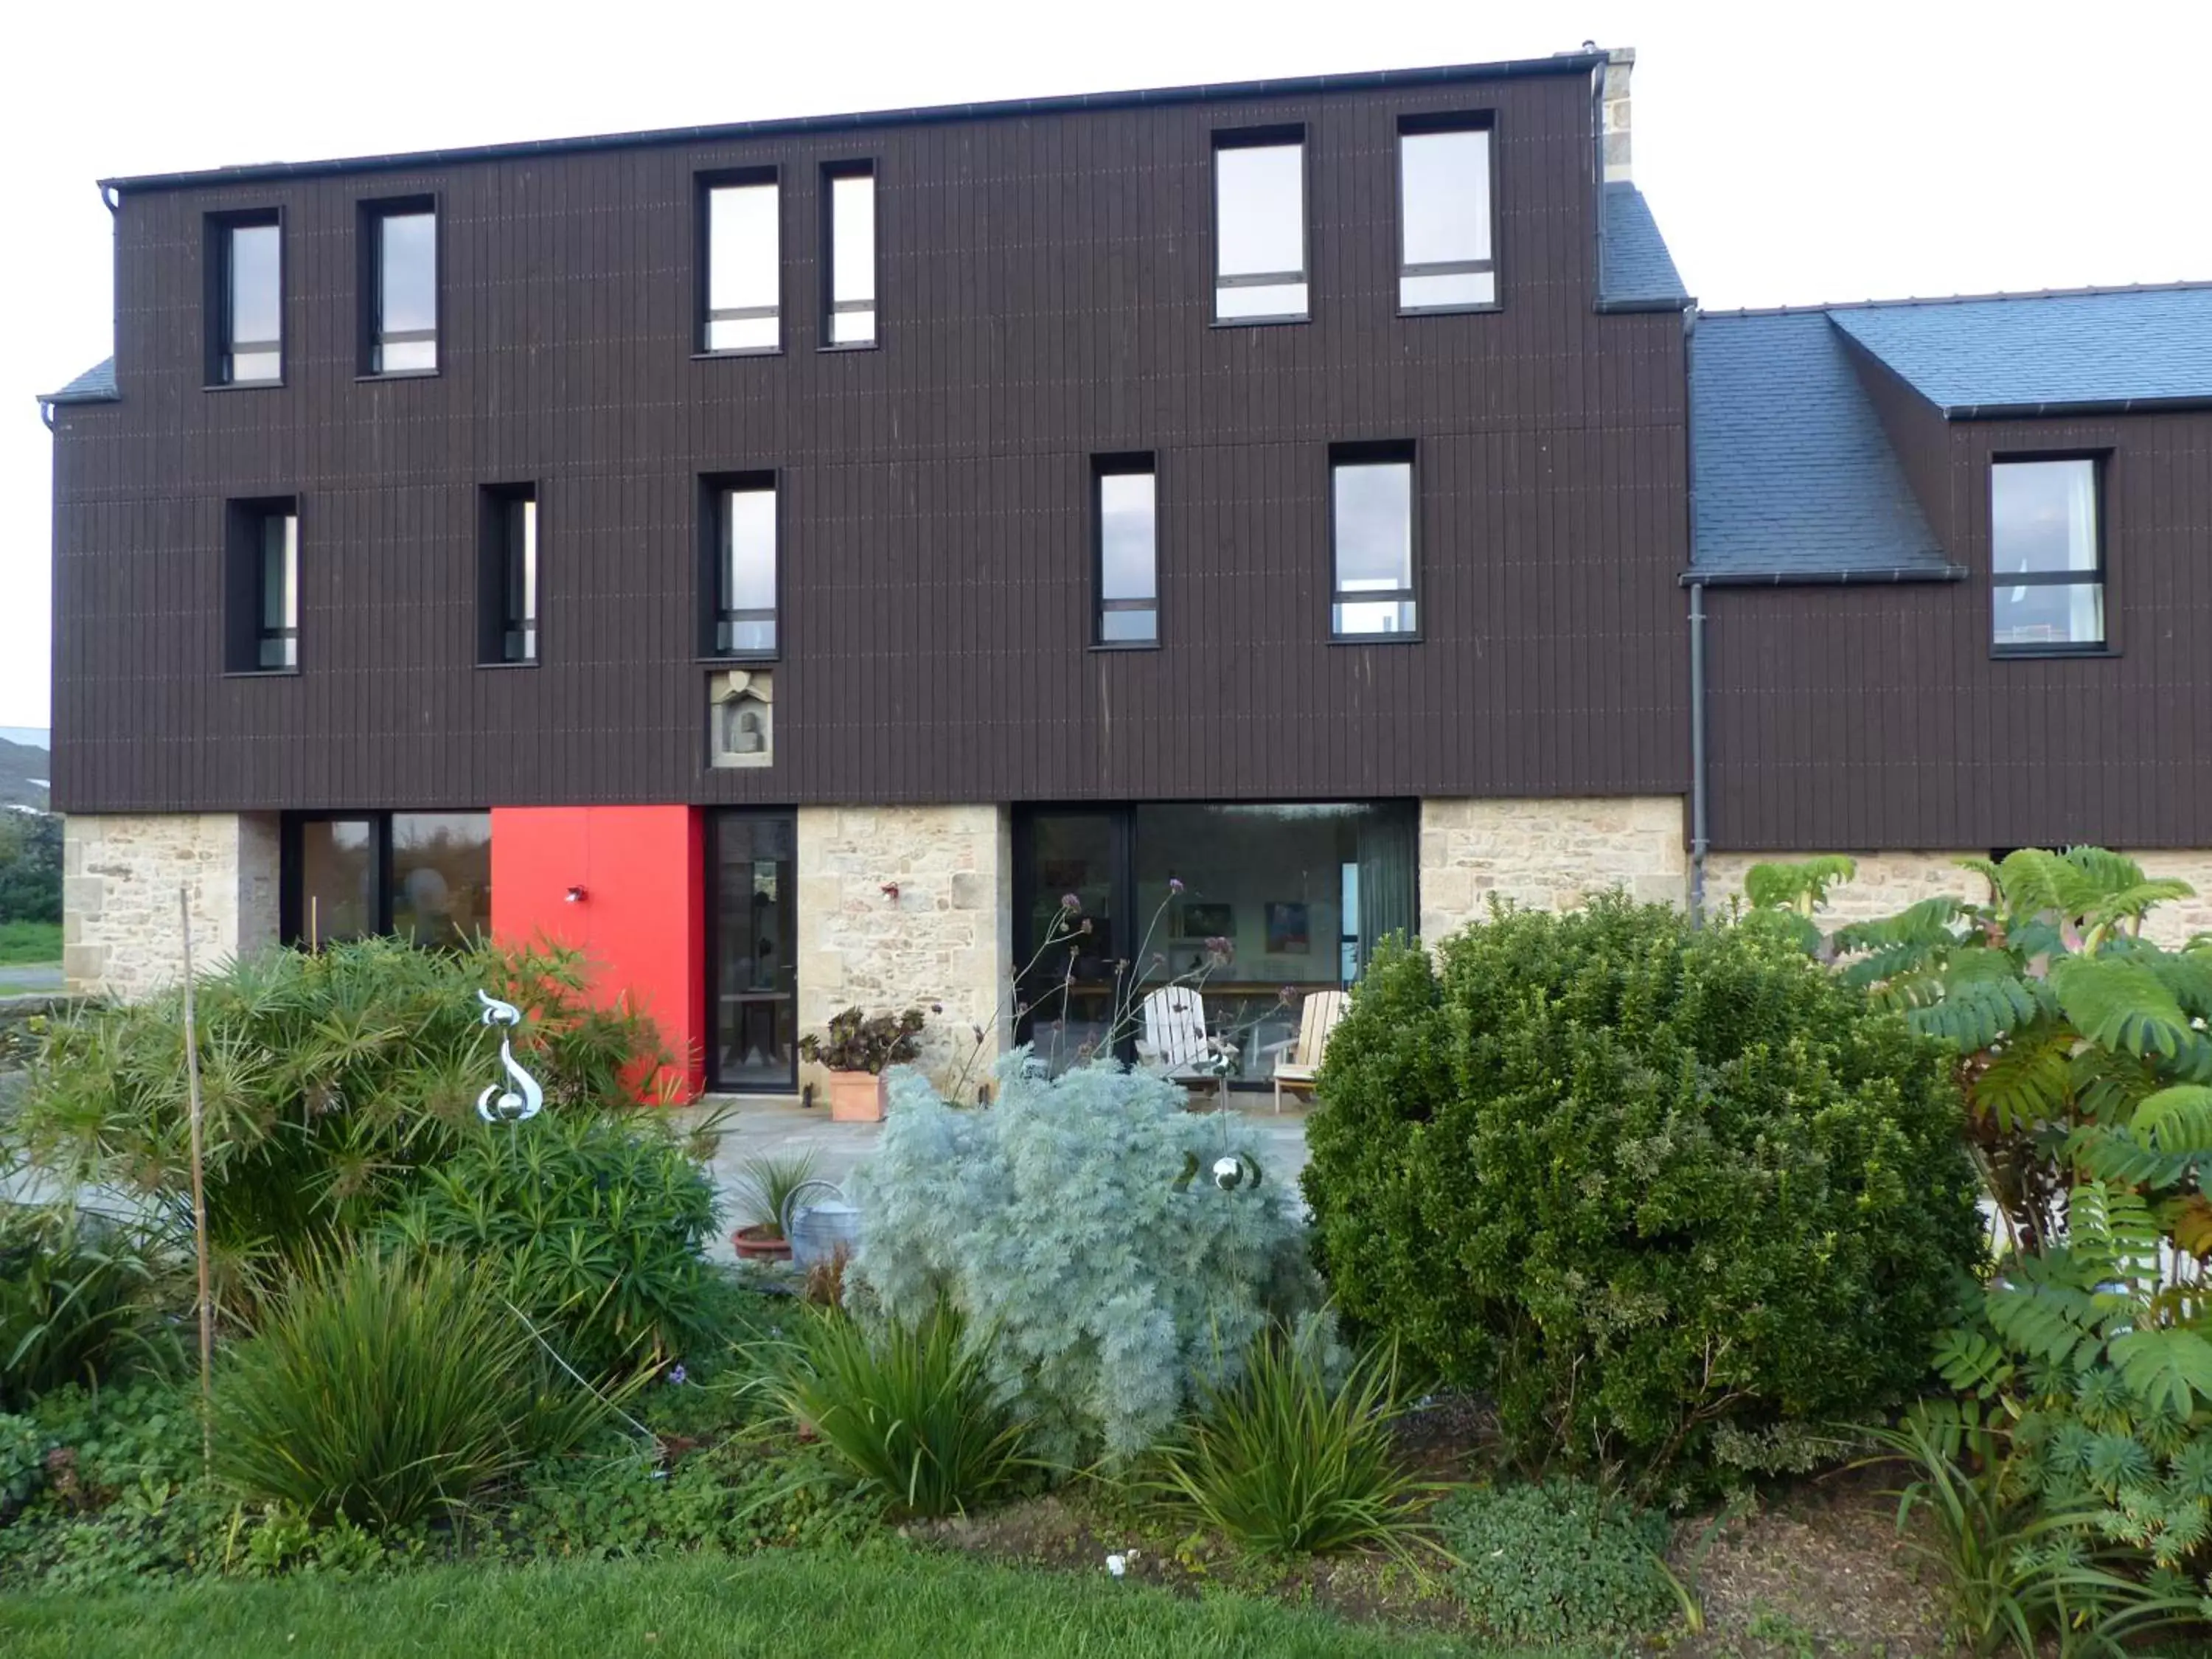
[{"xmin": 178, "ymin": 886, "xmax": 213, "ymax": 1479}]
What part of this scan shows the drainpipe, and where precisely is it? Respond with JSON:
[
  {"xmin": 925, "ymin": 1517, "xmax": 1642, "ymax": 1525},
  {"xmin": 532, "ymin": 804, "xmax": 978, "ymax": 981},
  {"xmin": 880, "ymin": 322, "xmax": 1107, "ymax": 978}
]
[{"xmin": 1687, "ymin": 577, "xmax": 1709, "ymax": 925}]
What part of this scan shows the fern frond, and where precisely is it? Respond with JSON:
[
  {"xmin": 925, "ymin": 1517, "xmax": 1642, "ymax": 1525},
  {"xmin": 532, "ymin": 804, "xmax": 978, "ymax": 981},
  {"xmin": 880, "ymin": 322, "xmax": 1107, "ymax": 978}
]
[
  {"xmin": 1933, "ymin": 1327, "xmax": 2017, "ymax": 1399},
  {"xmin": 2065, "ymin": 846, "xmax": 2154, "ymax": 898},
  {"xmin": 2107, "ymin": 1328, "xmax": 2212, "ymax": 1420},
  {"xmin": 2070, "ymin": 1045, "xmax": 2162, "ymax": 1127},
  {"xmin": 2065, "ymin": 1122, "xmax": 2197, "ymax": 1192},
  {"xmin": 2132, "ymin": 1085, "xmax": 2212, "ymax": 1158},
  {"xmin": 1971, "ymin": 1029, "xmax": 2074, "ymax": 1133},
  {"xmin": 2048, "ymin": 956, "xmax": 2195, "ymax": 1061},
  {"xmin": 1997, "ymin": 848, "xmax": 2096, "ymax": 927},
  {"xmin": 1832, "ymin": 896, "xmax": 1965, "ymax": 959},
  {"xmin": 1907, "ymin": 975, "xmax": 2041, "ymax": 1052}
]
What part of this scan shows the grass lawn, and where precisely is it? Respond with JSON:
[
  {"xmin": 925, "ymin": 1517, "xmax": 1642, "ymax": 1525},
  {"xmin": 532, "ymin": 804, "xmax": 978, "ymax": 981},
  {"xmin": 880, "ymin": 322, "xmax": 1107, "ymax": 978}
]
[
  {"xmin": 0, "ymin": 919, "xmax": 60, "ymax": 966},
  {"xmin": 0, "ymin": 1548, "xmax": 1508, "ymax": 1659}
]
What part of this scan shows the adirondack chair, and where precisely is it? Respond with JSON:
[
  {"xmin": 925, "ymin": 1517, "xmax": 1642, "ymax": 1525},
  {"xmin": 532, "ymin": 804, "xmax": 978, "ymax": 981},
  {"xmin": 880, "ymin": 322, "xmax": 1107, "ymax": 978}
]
[
  {"xmin": 1267, "ymin": 989, "xmax": 1348, "ymax": 1113},
  {"xmin": 1135, "ymin": 986, "xmax": 1211, "ymax": 1080}
]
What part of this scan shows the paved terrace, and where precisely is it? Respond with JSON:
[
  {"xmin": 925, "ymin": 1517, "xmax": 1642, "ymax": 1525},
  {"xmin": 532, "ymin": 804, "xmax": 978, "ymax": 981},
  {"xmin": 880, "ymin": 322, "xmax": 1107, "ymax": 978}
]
[{"xmin": 678, "ymin": 1093, "xmax": 1316, "ymax": 1265}]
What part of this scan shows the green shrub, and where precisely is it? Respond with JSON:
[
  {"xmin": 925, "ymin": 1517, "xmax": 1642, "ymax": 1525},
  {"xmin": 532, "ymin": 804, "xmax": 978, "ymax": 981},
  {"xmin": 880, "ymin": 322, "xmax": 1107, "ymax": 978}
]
[
  {"xmin": 13, "ymin": 939, "xmax": 670, "ymax": 1317},
  {"xmin": 762, "ymin": 1302, "xmax": 1029, "ymax": 1519},
  {"xmin": 212, "ymin": 1246, "xmax": 611, "ymax": 1528},
  {"xmin": 850, "ymin": 1059, "xmax": 1322, "ymax": 1464},
  {"xmin": 730, "ymin": 1149, "xmax": 820, "ymax": 1240},
  {"xmin": 1303, "ymin": 896, "xmax": 1986, "ymax": 1499},
  {"xmin": 382, "ymin": 1111, "xmax": 723, "ymax": 1378},
  {"xmin": 1436, "ymin": 1478, "xmax": 1674, "ymax": 1645},
  {"xmin": 1133, "ymin": 1328, "xmax": 1438, "ymax": 1560},
  {"xmin": 0, "ymin": 1206, "xmax": 181, "ymax": 1410}
]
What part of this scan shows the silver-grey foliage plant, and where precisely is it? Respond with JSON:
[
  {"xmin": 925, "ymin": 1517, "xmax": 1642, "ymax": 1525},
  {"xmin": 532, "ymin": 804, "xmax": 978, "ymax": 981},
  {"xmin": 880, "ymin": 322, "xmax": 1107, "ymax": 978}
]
[{"xmin": 849, "ymin": 1056, "xmax": 1324, "ymax": 1464}]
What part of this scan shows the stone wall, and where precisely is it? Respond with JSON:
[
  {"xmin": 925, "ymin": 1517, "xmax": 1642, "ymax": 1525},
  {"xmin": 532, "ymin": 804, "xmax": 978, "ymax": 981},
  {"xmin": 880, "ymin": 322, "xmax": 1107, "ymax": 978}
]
[
  {"xmin": 1703, "ymin": 849, "xmax": 2212, "ymax": 948},
  {"xmin": 1418, "ymin": 796, "xmax": 1687, "ymax": 939},
  {"xmin": 793, "ymin": 804, "xmax": 1012, "ymax": 1099},
  {"xmin": 63, "ymin": 814, "xmax": 281, "ymax": 1001}
]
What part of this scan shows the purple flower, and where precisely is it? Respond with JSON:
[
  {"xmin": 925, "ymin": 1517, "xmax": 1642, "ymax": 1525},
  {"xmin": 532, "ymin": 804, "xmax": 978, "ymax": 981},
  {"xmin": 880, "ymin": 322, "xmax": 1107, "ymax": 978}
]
[
  {"xmin": 665, "ymin": 1363, "xmax": 689, "ymax": 1386},
  {"xmin": 1279, "ymin": 985, "xmax": 1296, "ymax": 1005},
  {"xmin": 1168, "ymin": 877, "xmax": 1185, "ymax": 895},
  {"xmin": 1079, "ymin": 919, "xmax": 1093, "ymax": 936},
  {"xmin": 1060, "ymin": 893, "xmax": 1082, "ymax": 912}
]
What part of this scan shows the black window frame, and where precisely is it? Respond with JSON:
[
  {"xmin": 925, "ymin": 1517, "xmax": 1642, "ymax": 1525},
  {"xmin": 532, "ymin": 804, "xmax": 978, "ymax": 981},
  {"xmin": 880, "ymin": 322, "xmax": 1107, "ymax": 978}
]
[
  {"xmin": 1092, "ymin": 452, "xmax": 1160, "ymax": 649},
  {"xmin": 1394, "ymin": 112, "xmax": 1499, "ymax": 316},
  {"xmin": 820, "ymin": 159, "xmax": 880, "ymax": 351},
  {"xmin": 695, "ymin": 166, "xmax": 782, "ymax": 357},
  {"xmin": 1211, "ymin": 125, "xmax": 1310, "ymax": 327},
  {"xmin": 358, "ymin": 194, "xmax": 441, "ymax": 378},
  {"xmin": 223, "ymin": 495, "xmax": 300, "ymax": 675},
  {"xmin": 477, "ymin": 482, "xmax": 540, "ymax": 667},
  {"xmin": 1327, "ymin": 440, "xmax": 1420, "ymax": 644},
  {"xmin": 699, "ymin": 470, "xmax": 781, "ymax": 661},
  {"xmin": 204, "ymin": 208, "xmax": 285, "ymax": 388},
  {"xmin": 1989, "ymin": 451, "xmax": 2110, "ymax": 660}
]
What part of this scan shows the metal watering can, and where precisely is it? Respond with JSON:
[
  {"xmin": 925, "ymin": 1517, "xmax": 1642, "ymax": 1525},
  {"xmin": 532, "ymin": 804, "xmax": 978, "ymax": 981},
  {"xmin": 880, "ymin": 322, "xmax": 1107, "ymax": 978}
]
[{"xmin": 780, "ymin": 1178, "xmax": 861, "ymax": 1270}]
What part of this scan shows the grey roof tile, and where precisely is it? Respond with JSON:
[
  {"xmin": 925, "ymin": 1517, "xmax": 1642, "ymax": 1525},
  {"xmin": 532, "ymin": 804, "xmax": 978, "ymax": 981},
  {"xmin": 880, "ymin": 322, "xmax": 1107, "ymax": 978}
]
[
  {"xmin": 1824, "ymin": 286, "xmax": 2212, "ymax": 414},
  {"xmin": 40, "ymin": 358, "xmax": 118, "ymax": 405},
  {"xmin": 1690, "ymin": 311, "xmax": 1949, "ymax": 577},
  {"xmin": 1599, "ymin": 181, "xmax": 1689, "ymax": 308}
]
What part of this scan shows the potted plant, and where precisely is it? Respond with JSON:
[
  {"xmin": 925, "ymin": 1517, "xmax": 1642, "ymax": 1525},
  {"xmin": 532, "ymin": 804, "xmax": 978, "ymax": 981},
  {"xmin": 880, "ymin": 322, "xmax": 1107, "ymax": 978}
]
[
  {"xmin": 799, "ymin": 1006, "xmax": 926, "ymax": 1123},
  {"xmin": 729, "ymin": 1150, "xmax": 821, "ymax": 1262}
]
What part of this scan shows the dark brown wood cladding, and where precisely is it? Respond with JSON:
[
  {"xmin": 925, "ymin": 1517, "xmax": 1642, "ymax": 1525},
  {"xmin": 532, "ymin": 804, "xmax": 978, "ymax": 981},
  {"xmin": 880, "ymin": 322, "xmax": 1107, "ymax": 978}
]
[
  {"xmin": 1706, "ymin": 406, "xmax": 2212, "ymax": 850},
  {"xmin": 49, "ymin": 66, "xmax": 1690, "ymax": 815}
]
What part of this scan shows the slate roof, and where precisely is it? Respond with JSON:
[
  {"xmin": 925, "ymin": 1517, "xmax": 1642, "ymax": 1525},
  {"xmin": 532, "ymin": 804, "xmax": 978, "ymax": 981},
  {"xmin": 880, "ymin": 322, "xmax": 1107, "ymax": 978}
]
[
  {"xmin": 1689, "ymin": 310, "xmax": 1951, "ymax": 579},
  {"xmin": 1599, "ymin": 182, "xmax": 1689, "ymax": 310},
  {"xmin": 1825, "ymin": 285, "xmax": 2212, "ymax": 415},
  {"xmin": 39, "ymin": 358, "xmax": 118, "ymax": 406}
]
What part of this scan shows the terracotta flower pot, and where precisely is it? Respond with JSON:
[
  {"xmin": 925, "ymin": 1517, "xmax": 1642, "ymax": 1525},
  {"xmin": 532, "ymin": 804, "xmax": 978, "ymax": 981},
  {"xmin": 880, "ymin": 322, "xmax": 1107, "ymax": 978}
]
[
  {"xmin": 826, "ymin": 1069, "xmax": 888, "ymax": 1122},
  {"xmin": 731, "ymin": 1224, "xmax": 792, "ymax": 1262}
]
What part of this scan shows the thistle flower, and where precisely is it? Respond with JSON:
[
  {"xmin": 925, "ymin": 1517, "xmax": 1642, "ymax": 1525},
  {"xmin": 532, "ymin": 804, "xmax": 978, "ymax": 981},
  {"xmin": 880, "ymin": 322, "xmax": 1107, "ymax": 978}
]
[
  {"xmin": 1168, "ymin": 877, "xmax": 1185, "ymax": 894},
  {"xmin": 1061, "ymin": 893, "xmax": 1082, "ymax": 911}
]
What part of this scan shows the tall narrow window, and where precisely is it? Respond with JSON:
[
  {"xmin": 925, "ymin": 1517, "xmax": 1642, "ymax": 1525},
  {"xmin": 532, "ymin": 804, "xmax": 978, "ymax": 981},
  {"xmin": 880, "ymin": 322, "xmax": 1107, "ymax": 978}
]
[
  {"xmin": 1094, "ymin": 456, "xmax": 1158, "ymax": 645},
  {"xmin": 824, "ymin": 164, "xmax": 877, "ymax": 346},
  {"xmin": 211, "ymin": 213, "xmax": 282, "ymax": 383},
  {"xmin": 1330, "ymin": 448, "xmax": 1416, "ymax": 639},
  {"xmin": 1214, "ymin": 131, "xmax": 1307, "ymax": 323},
  {"xmin": 706, "ymin": 475, "xmax": 777, "ymax": 657},
  {"xmin": 1992, "ymin": 457, "xmax": 2104, "ymax": 652},
  {"xmin": 229, "ymin": 499, "xmax": 299, "ymax": 672},
  {"xmin": 702, "ymin": 173, "xmax": 779, "ymax": 352},
  {"xmin": 364, "ymin": 200, "xmax": 437, "ymax": 373},
  {"xmin": 479, "ymin": 485, "xmax": 538, "ymax": 664},
  {"xmin": 1398, "ymin": 121, "xmax": 1495, "ymax": 311}
]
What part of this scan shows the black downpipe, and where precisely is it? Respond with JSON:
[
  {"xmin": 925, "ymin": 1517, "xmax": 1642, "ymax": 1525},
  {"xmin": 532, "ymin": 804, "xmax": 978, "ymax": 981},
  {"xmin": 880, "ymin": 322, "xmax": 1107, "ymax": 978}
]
[{"xmin": 1688, "ymin": 579, "xmax": 1708, "ymax": 924}]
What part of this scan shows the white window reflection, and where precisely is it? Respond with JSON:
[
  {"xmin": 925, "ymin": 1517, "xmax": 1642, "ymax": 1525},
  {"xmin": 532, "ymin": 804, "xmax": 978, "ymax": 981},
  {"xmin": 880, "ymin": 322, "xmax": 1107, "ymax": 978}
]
[
  {"xmin": 1399, "ymin": 127, "xmax": 1495, "ymax": 311},
  {"xmin": 1332, "ymin": 459, "xmax": 1416, "ymax": 636},
  {"xmin": 1992, "ymin": 459, "xmax": 2102, "ymax": 650},
  {"xmin": 827, "ymin": 168, "xmax": 876, "ymax": 345},
  {"xmin": 706, "ymin": 180, "xmax": 779, "ymax": 352},
  {"xmin": 1215, "ymin": 139, "xmax": 1307, "ymax": 322}
]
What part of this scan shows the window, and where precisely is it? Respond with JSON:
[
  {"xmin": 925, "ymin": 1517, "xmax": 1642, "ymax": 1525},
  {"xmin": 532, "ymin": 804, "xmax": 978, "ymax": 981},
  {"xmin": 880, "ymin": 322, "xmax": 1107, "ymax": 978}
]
[
  {"xmin": 1011, "ymin": 801, "xmax": 1418, "ymax": 1080},
  {"xmin": 209, "ymin": 213, "xmax": 282, "ymax": 383},
  {"xmin": 363, "ymin": 200, "xmax": 437, "ymax": 373},
  {"xmin": 702, "ymin": 173, "xmax": 779, "ymax": 352},
  {"xmin": 824, "ymin": 163, "xmax": 877, "ymax": 346},
  {"xmin": 283, "ymin": 812, "xmax": 490, "ymax": 948},
  {"xmin": 704, "ymin": 474, "xmax": 777, "ymax": 657},
  {"xmin": 479, "ymin": 485, "xmax": 538, "ymax": 664},
  {"xmin": 226, "ymin": 498, "xmax": 298, "ymax": 672},
  {"xmin": 1992, "ymin": 457, "xmax": 2104, "ymax": 652},
  {"xmin": 1398, "ymin": 120, "xmax": 1495, "ymax": 311},
  {"xmin": 1330, "ymin": 447, "xmax": 1416, "ymax": 638},
  {"xmin": 1214, "ymin": 131, "xmax": 1307, "ymax": 323},
  {"xmin": 1094, "ymin": 456, "xmax": 1158, "ymax": 645}
]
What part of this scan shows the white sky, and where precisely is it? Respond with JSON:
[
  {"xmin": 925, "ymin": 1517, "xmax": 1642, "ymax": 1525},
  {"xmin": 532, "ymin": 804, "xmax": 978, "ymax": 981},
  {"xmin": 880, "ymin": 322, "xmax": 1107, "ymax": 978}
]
[{"xmin": 4, "ymin": 0, "xmax": 2209, "ymax": 729}]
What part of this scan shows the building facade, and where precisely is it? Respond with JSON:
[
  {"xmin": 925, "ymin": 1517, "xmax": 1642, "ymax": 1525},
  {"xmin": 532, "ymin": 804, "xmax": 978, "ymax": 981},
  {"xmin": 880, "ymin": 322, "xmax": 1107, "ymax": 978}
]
[{"xmin": 38, "ymin": 46, "xmax": 2212, "ymax": 1096}]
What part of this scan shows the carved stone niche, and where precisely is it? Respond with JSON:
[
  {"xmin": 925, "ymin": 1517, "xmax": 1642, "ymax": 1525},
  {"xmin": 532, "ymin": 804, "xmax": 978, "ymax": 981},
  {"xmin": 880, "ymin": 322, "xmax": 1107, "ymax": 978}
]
[{"xmin": 709, "ymin": 668, "xmax": 773, "ymax": 768}]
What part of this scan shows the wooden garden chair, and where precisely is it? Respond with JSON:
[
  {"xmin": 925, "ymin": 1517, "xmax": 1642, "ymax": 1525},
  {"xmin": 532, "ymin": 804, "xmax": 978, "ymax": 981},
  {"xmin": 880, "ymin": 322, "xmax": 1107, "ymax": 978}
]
[{"xmin": 1267, "ymin": 989, "xmax": 1347, "ymax": 1113}]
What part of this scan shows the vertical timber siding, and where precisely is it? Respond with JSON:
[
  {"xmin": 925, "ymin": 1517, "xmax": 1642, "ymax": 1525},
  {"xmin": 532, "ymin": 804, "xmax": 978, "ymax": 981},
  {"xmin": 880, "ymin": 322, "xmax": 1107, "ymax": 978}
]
[
  {"xmin": 51, "ymin": 66, "xmax": 1688, "ymax": 814},
  {"xmin": 1705, "ymin": 405, "xmax": 2212, "ymax": 850}
]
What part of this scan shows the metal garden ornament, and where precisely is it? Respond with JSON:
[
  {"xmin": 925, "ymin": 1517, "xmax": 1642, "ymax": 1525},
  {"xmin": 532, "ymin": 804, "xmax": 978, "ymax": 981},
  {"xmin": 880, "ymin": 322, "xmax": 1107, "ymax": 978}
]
[{"xmin": 475, "ymin": 990, "xmax": 545, "ymax": 1122}]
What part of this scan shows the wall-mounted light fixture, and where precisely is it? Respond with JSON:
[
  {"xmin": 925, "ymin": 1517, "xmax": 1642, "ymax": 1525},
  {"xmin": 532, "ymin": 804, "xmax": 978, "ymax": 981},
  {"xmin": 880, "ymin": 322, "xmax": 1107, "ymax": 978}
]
[{"xmin": 564, "ymin": 885, "xmax": 587, "ymax": 905}]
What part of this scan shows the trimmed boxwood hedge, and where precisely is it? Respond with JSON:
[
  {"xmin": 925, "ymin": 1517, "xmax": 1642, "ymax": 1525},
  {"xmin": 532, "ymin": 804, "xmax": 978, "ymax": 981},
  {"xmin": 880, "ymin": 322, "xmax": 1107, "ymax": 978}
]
[{"xmin": 1301, "ymin": 895, "xmax": 1986, "ymax": 1500}]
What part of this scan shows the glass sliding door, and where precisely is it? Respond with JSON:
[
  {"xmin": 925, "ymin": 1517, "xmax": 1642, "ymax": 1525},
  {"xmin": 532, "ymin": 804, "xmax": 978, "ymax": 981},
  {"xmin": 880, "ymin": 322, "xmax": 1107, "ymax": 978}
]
[
  {"xmin": 711, "ymin": 810, "xmax": 798, "ymax": 1091},
  {"xmin": 292, "ymin": 817, "xmax": 379, "ymax": 945},
  {"xmin": 1012, "ymin": 810, "xmax": 1126, "ymax": 1073},
  {"xmin": 1012, "ymin": 801, "xmax": 1417, "ymax": 1087},
  {"xmin": 284, "ymin": 811, "xmax": 494, "ymax": 948}
]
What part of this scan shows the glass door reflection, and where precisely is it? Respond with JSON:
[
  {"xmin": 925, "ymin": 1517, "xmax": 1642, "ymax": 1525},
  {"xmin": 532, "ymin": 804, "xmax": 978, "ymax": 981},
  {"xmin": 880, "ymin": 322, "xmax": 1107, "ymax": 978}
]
[{"xmin": 712, "ymin": 811, "xmax": 797, "ymax": 1091}]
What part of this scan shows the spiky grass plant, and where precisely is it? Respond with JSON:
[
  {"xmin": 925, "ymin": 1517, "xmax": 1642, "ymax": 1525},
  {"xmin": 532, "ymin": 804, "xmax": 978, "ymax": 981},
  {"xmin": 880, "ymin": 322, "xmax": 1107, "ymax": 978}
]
[
  {"xmin": 1133, "ymin": 1329, "xmax": 1445, "ymax": 1561},
  {"xmin": 731, "ymin": 1149, "xmax": 821, "ymax": 1240},
  {"xmin": 763, "ymin": 1302, "xmax": 1029, "ymax": 1519},
  {"xmin": 0, "ymin": 1204, "xmax": 181, "ymax": 1409},
  {"xmin": 212, "ymin": 1245, "xmax": 613, "ymax": 1528}
]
